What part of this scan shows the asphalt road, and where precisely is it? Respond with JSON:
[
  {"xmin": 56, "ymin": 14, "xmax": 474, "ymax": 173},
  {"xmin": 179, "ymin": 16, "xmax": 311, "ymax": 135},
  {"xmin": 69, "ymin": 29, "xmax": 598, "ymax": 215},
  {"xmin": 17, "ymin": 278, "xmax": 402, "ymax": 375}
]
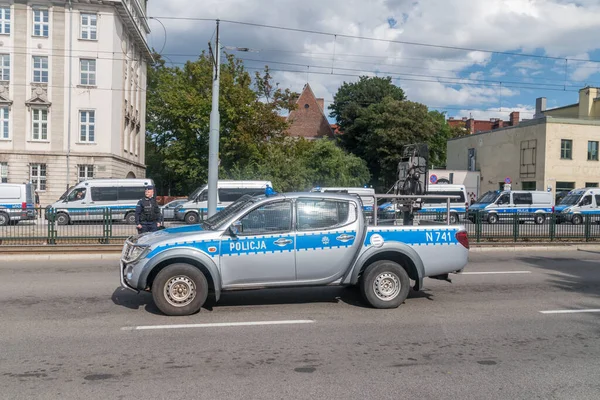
[{"xmin": 2, "ymin": 250, "xmax": 600, "ymax": 399}]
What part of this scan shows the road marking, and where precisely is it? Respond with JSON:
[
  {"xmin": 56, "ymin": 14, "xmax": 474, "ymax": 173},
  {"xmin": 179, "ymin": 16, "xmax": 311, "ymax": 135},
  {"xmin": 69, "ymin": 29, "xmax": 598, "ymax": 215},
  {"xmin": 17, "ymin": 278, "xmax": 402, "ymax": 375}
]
[
  {"xmin": 539, "ymin": 309, "xmax": 600, "ymax": 314},
  {"xmin": 121, "ymin": 319, "xmax": 315, "ymax": 331},
  {"xmin": 460, "ymin": 271, "xmax": 531, "ymax": 275}
]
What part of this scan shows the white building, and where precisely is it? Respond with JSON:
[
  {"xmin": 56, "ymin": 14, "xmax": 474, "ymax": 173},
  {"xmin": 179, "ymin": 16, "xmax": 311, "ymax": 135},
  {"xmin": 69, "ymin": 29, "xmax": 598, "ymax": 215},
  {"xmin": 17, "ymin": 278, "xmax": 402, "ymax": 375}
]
[{"xmin": 0, "ymin": 0, "xmax": 151, "ymax": 205}]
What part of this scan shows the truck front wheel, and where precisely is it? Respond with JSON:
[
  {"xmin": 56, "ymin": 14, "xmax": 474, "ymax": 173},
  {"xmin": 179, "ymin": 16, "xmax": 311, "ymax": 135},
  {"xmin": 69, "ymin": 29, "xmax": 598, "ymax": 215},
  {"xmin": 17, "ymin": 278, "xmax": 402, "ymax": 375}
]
[
  {"xmin": 360, "ymin": 260, "xmax": 410, "ymax": 309},
  {"xmin": 152, "ymin": 263, "xmax": 208, "ymax": 316}
]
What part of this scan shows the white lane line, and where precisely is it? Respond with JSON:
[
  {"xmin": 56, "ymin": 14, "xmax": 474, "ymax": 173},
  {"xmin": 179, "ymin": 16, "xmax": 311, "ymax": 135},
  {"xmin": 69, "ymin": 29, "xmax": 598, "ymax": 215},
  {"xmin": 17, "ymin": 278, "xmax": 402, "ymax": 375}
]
[
  {"xmin": 461, "ymin": 271, "xmax": 532, "ymax": 275},
  {"xmin": 540, "ymin": 309, "xmax": 600, "ymax": 314},
  {"xmin": 121, "ymin": 319, "xmax": 315, "ymax": 331}
]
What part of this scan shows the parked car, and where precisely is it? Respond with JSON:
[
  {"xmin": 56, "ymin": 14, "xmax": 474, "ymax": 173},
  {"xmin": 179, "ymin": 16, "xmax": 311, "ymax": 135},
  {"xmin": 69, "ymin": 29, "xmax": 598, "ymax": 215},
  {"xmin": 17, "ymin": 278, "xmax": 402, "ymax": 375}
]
[
  {"xmin": 555, "ymin": 188, "xmax": 600, "ymax": 224},
  {"xmin": 0, "ymin": 183, "xmax": 36, "ymax": 226},
  {"xmin": 160, "ymin": 199, "xmax": 187, "ymax": 220},
  {"xmin": 468, "ymin": 190, "xmax": 554, "ymax": 224}
]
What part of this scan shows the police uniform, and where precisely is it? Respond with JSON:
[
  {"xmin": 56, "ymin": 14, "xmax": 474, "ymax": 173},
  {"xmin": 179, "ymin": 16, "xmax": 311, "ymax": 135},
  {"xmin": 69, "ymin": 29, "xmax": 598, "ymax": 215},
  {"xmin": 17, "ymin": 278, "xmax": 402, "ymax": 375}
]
[{"xmin": 135, "ymin": 187, "xmax": 163, "ymax": 233}]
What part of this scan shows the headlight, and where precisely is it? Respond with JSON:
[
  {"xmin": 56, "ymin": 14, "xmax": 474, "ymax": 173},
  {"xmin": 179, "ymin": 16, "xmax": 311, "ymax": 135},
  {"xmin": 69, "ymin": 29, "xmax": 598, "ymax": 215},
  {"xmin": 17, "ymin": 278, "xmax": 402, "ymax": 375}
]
[
  {"xmin": 562, "ymin": 208, "xmax": 571, "ymax": 213},
  {"xmin": 123, "ymin": 244, "xmax": 150, "ymax": 263}
]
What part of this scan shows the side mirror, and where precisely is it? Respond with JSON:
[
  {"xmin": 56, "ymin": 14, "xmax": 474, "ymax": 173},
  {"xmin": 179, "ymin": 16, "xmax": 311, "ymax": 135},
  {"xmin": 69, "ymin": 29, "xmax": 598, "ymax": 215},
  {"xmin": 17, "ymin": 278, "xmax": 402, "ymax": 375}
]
[{"xmin": 229, "ymin": 221, "xmax": 243, "ymax": 236}]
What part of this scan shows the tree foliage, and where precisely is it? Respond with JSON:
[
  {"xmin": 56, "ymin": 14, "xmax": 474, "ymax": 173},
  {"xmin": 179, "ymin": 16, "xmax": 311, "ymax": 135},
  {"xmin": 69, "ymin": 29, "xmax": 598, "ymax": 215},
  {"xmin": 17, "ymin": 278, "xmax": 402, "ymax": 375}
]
[
  {"xmin": 329, "ymin": 76, "xmax": 458, "ymax": 190},
  {"xmin": 146, "ymin": 54, "xmax": 370, "ymax": 195}
]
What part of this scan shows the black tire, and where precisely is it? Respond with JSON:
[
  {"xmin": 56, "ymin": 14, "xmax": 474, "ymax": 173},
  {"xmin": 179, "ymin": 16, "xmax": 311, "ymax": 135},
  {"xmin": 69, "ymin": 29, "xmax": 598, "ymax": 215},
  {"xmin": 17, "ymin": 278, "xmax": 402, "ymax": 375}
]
[
  {"xmin": 572, "ymin": 214, "xmax": 583, "ymax": 225},
  {"xmin": 56, "ymin": 212, "xmax": 70, "ymax": 226},
  {"xmin": 125, "ymin": 212, "xmax": 136, "ymax": 225},
  {"xmin": 0, "ymin": 212, "xmax": 9, "ymax": 226},
  {"xmin": 184, "ymin": 212, "xmax": 198, "ymax": 225},
  {"xmin": 152, "ymin": 263, "xmax": 208, "ymax": 316},
  {"xmin": 534, "ymin": 214, "xmax": 546, "ymax": 225},
  {"xmin": 487, "ymin": 213, "xmax": 499, "ymax": 224},
  {"xmin": 449, "ymin": 213, "xmax": 459, "ymax": 224},
  {"xmin": 360, "ymin": 260, "xmax": 410, "ymax": 309}
]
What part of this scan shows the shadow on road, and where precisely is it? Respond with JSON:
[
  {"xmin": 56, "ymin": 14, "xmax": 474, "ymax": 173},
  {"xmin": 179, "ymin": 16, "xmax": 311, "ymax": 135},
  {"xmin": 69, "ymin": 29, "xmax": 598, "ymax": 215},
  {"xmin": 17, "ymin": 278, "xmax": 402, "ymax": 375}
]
[
  {"xmin": 111, "ymin": 285, "xmax": 434, "ymax": 314},
  {"xmin": 516, "ymin": 255, "xmax": 600, "ymax": 300}
]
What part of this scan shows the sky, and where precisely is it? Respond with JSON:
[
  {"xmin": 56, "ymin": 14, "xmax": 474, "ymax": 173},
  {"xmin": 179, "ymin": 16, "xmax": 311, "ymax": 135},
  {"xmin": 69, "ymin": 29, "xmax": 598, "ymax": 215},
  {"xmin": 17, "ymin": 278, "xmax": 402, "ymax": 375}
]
[{"xmin": 146, "ymin": 0, "xmax": 600, "ymax": 123}]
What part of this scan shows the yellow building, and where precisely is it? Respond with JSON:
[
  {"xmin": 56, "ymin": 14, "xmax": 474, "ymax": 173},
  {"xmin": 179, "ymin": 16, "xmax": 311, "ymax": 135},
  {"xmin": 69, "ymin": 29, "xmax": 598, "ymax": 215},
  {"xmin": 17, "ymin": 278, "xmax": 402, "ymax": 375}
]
[{"xmin": 447, "ymin": 87, "xmax": 600, "ymax": 199}]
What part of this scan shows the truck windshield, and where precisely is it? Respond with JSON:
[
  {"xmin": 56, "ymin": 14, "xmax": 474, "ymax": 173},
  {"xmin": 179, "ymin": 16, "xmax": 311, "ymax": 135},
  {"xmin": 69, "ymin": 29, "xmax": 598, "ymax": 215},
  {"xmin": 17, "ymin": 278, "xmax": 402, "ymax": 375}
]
[
  {"xmin": 559, "ymin": 194, "xmax": 582, "ymax": 206},
  {"xmin": 475, "ymin": 191, "xmax": 498, "ymax": 204},
  {"xmin": 202, "ymin": 195, "xmax": 263, "ymax": 230}
]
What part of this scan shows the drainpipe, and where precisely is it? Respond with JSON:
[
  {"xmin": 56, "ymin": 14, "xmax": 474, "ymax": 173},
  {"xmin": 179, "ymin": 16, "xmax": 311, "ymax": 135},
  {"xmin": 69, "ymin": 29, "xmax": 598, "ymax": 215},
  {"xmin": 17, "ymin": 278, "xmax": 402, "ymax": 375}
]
[{"xmin": 66, "ymin": 0, "xmax": 73, "ymax": 191}]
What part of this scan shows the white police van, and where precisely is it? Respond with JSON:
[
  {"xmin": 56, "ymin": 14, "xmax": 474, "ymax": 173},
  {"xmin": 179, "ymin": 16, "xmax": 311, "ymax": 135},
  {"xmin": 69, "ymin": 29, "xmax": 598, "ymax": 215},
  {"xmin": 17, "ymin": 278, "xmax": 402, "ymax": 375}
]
[
  {"xmin": 468, "ymin": 190, "xmax": 554, "ymax": 224},
  {"xmin": 378, "ymin": 184, "xmax": 468, "ymax": 224},
  {"xmin": 47, "ymin": 179, "xmax": 155, "ymax": 225},
  {"xmin": 0, "ymin": 183, "xmax": 36, "ymax": 226},
  {"xmin": 555, "ymin": 188, "xmax": 600, "ymax": 224},
  {"xmin": 175, "ymin": 180, "xmax": 272, "ymax": 224}
]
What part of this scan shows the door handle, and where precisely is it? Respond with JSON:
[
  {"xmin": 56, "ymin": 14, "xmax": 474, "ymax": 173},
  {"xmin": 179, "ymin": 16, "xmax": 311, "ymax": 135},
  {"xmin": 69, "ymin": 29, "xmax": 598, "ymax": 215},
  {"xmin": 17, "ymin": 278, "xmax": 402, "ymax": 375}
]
[
  {"xmin": 336, "ymin": 234, "xmax": 355, "ymax": 242},
  {"xmin": 273, "ymin": 238, "xmax": 293, "ymax": 246}
]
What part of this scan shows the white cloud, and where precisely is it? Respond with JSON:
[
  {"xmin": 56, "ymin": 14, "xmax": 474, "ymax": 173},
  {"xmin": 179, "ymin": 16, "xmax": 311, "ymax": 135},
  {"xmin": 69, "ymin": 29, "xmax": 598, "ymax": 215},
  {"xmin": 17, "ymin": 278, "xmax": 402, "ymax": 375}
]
[{"xmin": 147, "ymin": 0, "xmax": 600, "ymax": 110}]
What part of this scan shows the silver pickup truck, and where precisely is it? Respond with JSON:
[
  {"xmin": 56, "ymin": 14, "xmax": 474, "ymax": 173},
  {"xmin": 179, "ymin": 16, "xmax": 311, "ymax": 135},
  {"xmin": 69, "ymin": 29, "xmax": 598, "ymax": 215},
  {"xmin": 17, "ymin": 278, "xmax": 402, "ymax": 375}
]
[{"xmin": 120, "ymin": 192, "xmax": 469, "ymax": 316}]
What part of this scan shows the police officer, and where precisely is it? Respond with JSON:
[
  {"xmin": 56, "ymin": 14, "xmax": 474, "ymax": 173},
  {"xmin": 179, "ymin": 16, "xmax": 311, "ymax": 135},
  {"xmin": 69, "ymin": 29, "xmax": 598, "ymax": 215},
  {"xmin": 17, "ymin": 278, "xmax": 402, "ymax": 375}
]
[{"xmin": 135, "ymin": 185, "xmax": 163, "ymax": 233}]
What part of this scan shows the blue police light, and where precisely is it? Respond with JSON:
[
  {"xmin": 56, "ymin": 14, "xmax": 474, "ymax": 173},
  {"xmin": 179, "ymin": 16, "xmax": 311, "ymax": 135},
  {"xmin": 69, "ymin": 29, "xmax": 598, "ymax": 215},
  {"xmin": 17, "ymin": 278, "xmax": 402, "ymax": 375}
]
[{"xmin": 265, "ymin": 185, "xmax": 277, "ymax": 197}]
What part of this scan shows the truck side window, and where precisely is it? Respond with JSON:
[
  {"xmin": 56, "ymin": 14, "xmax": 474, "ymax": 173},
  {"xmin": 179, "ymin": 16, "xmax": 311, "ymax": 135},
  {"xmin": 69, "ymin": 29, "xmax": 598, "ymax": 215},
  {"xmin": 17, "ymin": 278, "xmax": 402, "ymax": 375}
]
[
  {"xmin": 595, "ymin": 195, "xmax": 600, "ymax": 207},
  {"xmin": 239, "ymin": 201, "xmax": 292, "ymax": 235},
  {"xmin": 297, "ymin": 199, "xmax": 353, "ymax": 231},
  {"xmin": 513, "ymin": 192, "xmax": 532, "ymax": 205}
]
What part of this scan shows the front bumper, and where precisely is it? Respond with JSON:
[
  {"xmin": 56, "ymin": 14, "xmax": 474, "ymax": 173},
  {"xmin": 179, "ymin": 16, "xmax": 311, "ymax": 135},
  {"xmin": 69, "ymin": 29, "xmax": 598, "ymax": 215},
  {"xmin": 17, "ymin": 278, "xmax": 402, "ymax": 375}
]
[{"xmin": 120, "ymin": 260, "xmax": 138, "ymax": 292}]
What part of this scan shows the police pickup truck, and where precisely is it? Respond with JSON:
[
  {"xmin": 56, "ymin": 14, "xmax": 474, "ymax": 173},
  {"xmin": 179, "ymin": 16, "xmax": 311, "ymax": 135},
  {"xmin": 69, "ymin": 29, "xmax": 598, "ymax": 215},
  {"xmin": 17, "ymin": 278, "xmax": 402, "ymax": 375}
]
[{"xmin": 120, "ymin": 192, "xmax": 469, "ymax": 316}]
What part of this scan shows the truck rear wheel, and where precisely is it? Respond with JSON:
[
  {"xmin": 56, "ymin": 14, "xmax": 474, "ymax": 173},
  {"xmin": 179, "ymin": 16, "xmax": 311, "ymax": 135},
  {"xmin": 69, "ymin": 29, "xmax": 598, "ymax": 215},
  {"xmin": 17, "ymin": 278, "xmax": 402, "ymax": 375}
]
[
  {"xmin": 360, "ymin": 260, "xmax": 410, "ymax": 309},
  {"xmin": 152, "ymin": 263, "xmax": 208, "ymax": 316}
]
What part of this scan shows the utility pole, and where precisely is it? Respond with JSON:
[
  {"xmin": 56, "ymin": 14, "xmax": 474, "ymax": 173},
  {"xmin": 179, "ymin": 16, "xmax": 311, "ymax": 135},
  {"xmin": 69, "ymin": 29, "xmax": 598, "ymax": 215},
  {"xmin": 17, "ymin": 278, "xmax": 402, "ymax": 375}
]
[{"xmin": 207, "ymin": 20, "xmax": 220, "ymax": 217}]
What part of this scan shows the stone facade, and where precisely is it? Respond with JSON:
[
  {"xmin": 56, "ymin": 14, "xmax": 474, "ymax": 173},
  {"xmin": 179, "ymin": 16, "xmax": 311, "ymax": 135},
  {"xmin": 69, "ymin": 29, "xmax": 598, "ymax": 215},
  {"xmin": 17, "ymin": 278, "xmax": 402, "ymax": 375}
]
[{"xmin": 0, "ymin": 1, "xmax": 151, "ymax": 205}]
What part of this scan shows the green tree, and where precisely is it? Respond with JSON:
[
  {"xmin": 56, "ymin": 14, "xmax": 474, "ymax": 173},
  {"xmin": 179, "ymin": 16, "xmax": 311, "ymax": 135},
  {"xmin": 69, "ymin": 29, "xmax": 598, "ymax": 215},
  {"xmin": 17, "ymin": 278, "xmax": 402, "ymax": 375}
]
[{"xmin": 427, "ymin": 110, "xmax": 465, "ymax": 168}]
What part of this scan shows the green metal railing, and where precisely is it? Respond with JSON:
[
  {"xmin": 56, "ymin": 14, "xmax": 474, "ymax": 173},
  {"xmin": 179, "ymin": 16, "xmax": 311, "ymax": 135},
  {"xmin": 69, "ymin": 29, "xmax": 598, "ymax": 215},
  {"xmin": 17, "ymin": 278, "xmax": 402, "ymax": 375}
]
[{"xmin": 0, "ymin": 207, "xmax": 599, "ymax": 246}]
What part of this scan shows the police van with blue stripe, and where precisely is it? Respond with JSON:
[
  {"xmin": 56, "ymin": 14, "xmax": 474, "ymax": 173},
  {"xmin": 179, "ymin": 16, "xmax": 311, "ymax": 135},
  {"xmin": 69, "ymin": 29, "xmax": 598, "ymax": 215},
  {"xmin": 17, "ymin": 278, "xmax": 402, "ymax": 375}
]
[
  {"xmin": 0, "ymin": 183, "xmax": 36, "ymax": 226},
  {"xmin": 555, "ymin": 188, "xmax": 600, "ymax": 224},
  {"xmin": 379, "ymin": 184, "xmax": 469, "ymax": 224},
  {"xmin": 46, "ymin": 179, "xmax": 155, "ymax": 225},
  {"xmin": 468, "ymin": 190, "xmax": 554, "ymax": 224},
  {"xmin": 119, "ymin": 190, "xmax": 470, "ymax": 316}
]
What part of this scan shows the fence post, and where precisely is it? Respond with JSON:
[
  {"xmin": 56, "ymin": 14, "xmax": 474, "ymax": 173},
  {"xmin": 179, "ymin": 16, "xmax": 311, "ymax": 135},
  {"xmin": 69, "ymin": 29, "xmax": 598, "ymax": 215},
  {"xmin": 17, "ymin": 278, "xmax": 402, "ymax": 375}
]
[
  {"xmin": 475, "ymin": 211, "xmax": 482, "ymax": 243},
  {"xmin": 513, "ymin": 213, "xmax": 519, "ymax": 242},
  {"xmin": 549, "ymin": 213, "xmax": 556, "ymax": 242},
  {"xmin": 47, "ymin": 207, "xmax": 56, "ymax": 245},
  {"xmin": 585, "ymin": 214, "xmax": 591, "ymax": 242}
]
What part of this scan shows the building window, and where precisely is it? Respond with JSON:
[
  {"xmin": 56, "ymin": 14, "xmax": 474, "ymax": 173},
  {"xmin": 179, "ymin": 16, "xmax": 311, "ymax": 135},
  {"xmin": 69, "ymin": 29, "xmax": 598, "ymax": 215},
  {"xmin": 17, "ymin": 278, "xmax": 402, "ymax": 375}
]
[
  {"xmin": 585, "ymin": 182, "xmax": 598, "ymax": 188},
  {"xmin": 520, "ymin": 140, "xmax": 537, "ymax": 178},
  {"xmin": 32, "ymin": 9, "xmax": 49, "ymax": 37},
  {"xmin": 32, "ymin": 108, "xmax": 48, "ymax": 141},
  {"xmin": 79, "ymin": 110, "xmax": 95, "ymax": 142},
  {"xmin": 30, "ymin": 163, "xmax": 46, "ymax": 191},
  {"xmin": 556, "ymin": 182, "xmax": 575, "ymax": 193},
  {"xmin": 521, "ymin": 181, "xmax": 536, "ymax": 191},
  {"xmin": 78, "ymin": 165, "xmax": 94, "ymax": 182},
  {"xmin": 80, "ymin": 13, "xmax": 97, "ymax": 40},
  {"xmin": 80, "ymin": 59, "xmax": 96, "ymax": 86},
  {"xmin": 588, "ymin": 141, "xmax": 598, "ymax": 161},
  {"xmin": 0, "ymin": 7, "xmax": 10, "ymax": 35},
  {"xmin": 560, "ymin": 139, "xmax": 572, "ymax": 160},
  {"xmin": 32, "ymin": 56, "xmax": 48, "ymax": 83},
  {"xmin": 0, "ymin": 162, "xmax": 7, "ymax": 183},
  {"xmin": 0, "ymin": 106, "xmax": 8, "ymax": 139},
  {"xmin": 0, "ymin": 54, "xmax": 9, "ymax": 81}
]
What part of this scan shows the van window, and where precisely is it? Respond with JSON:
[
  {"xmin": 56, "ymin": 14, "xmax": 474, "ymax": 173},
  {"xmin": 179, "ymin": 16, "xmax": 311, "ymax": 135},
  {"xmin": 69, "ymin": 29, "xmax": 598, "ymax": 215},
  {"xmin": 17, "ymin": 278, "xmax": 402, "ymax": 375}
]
[
  {"xmin": 218, "ymin": 188, "xmax": 263, "ymax": 203},
  {"xmin": 595, "ymin": 195, "xmax": 600, "ymax": 207},
  {"xmin": 581, "ymin": 195, "xmax": 593, "ymax": 206},
  {"xmin": 497, "ymin": 193, "xmax": 510, "ymax": 205},
  {"xmin": 67, "ymin": 188, "xmax": 87, "ymax": 201},
  {"xmin": 91, "ymin": 187, "xmax": 118, "ymax": 202},
  {"xmin": 513, "ymin": 192, "xmax": 532, "ymax": 205},
  {"xmin": 426, "ymin": 191, "xmax": 466, "ymax": 204},
  {"xmin": 118, "ymin": 186, "xmax": 145, "ymax": 201}
]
